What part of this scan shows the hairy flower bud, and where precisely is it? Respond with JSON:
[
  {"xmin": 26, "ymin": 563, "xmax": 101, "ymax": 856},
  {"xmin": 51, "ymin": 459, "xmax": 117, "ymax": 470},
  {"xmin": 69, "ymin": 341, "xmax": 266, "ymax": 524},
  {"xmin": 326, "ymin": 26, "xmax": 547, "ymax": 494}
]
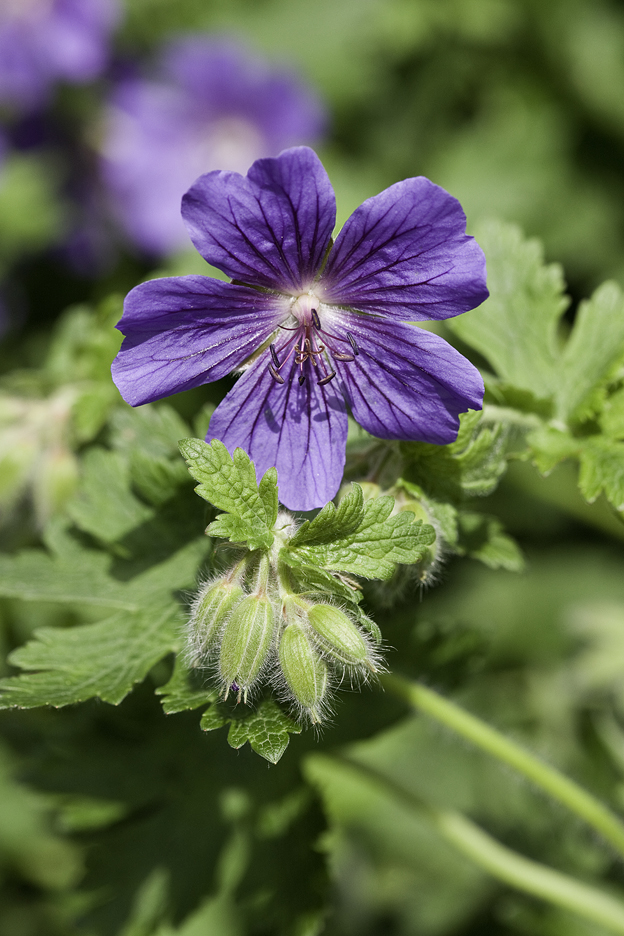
[
  {"xmin": 219, "ymin": 595, "xmax": 275, "ymax": 700},
  {"xmin": 278, "ymin": 623, "xmax": 328, "ymax": 723},
  {"xmin": 306, "ymin": 604, "xmax": 374, "ymax": 670},
  {"xmin": 188, "ymin": 577, "xmax": 245, "ymax": 661}
]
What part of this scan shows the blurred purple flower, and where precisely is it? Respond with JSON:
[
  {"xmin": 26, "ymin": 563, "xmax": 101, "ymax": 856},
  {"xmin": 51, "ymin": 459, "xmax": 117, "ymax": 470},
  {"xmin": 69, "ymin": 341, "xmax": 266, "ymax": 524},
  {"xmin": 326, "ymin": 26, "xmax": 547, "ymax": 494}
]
[
  {"xmin": 99, "ymin": 37, "xmax": 327, "ymax": 257},
  {"xmin": 0, "ymin": 0, "xmax": 120, "ymax": 109},
  {"xmin": 112, "ymin": 148, "xmax": 487, "ymax": 511}
]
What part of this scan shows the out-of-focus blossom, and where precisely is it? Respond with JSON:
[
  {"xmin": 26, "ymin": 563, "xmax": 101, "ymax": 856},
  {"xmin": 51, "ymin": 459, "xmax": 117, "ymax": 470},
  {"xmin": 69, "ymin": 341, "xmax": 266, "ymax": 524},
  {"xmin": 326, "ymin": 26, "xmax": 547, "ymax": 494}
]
[
  {"xmin": 0, "ymin": 0, "xmax": 120, "ymax": 109},
  {"xmin": 99, "ymin": 37, "xmax": 327, "ymax": 257}
]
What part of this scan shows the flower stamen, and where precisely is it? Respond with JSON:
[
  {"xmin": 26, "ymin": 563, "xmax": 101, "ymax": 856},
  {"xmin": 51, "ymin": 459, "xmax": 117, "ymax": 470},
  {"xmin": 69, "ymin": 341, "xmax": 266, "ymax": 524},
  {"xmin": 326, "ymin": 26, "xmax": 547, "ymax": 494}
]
[
  {"xmin": 347, "ymin": 332, "xmax": 360, "ymax": 355},
  {"xmin": 269, "ymin": 363, "xmax": 285, "ymax": 384}
]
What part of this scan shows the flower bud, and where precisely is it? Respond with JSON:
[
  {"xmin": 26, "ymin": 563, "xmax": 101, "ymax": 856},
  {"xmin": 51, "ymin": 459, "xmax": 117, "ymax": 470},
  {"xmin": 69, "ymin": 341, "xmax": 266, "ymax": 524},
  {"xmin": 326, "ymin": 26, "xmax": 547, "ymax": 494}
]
[
  {"xmin": 219, "ymin": 595, "xmax": 275, "ymax": 700},
  {"xmin": 306, "ymin": 604, "xmax": 373, "ymax": 670},
  {"xmin": 278, "ymin": 623, "xmax": 328, "ymax": 723},
  {"xmin": 188, "ymin": 578, "xmax": 245, "ymax": 659}
]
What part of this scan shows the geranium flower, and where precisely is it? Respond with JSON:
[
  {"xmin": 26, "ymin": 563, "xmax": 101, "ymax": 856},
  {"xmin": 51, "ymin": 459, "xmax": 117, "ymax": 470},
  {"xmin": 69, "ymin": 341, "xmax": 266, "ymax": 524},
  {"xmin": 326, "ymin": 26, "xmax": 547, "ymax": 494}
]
[
  {"xmin": 112, "ymin": 147, "xmax": 487, "ymax": 510},
  {"xmin": 99, "ymin": 37, "xmax": 326, "ymax": 256},
  {"xmin": 0, "ymin": 0, "xmax": 120, "ymax": 109}
]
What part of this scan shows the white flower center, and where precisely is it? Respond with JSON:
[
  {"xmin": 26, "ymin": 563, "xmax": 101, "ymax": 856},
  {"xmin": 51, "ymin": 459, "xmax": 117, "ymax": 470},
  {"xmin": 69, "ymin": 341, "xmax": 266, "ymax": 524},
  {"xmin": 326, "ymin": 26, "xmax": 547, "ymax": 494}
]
[{"xmin": 190, "ymin": 116, "xmax": 265, "ymax": 179}]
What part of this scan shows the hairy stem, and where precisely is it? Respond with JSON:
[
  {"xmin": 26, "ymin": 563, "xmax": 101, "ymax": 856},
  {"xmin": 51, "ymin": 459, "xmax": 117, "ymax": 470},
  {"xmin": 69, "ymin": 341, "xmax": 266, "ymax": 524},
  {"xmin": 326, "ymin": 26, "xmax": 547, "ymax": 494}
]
[
  {"xmin": 381, "ymin": 673, "xmax": 624, "ymax": 859},
  {"xmin": 333, "ymin": 755, "xmax": 624, "ymax": 935}
]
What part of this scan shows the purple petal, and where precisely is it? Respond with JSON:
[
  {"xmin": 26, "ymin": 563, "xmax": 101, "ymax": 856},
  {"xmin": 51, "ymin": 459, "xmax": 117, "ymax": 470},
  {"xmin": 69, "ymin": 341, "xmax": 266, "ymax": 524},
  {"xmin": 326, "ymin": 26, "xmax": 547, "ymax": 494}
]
[
  {"xmin": 182, "ymin": 146, "xmax": 335, "ymax": 292},
  {"xmin": 111, "ymin": 276, "xmax": 288, "ymax": 406},
  {"xmin": 208, "ymin": 353, "xmax": 348, "ymax": 511},
  {"xmin": 332, "ymin": 316, "xmax": 484, "ymax": 443},
  {"xmin": 320, "ymin": 177, "xmax": 488, "ymax": 321}
]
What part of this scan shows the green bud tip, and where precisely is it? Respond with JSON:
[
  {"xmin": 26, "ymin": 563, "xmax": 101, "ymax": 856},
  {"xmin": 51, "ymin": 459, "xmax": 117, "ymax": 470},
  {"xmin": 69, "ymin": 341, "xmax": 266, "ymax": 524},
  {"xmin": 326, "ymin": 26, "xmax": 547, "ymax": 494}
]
[
  {"xmin": 187, "ymin": 577, "xmax": 245, "ymax": 665},
  {"xmin": 219, "ymin": 595, "xmax": 275, "ymax": 703},
  {"xmin": 278, "ymin": 623, "xmax": 329, "ymax": 724},
  {"xmin": 306, "ymin": 604, "xmax": 380, "ymax": 675}
]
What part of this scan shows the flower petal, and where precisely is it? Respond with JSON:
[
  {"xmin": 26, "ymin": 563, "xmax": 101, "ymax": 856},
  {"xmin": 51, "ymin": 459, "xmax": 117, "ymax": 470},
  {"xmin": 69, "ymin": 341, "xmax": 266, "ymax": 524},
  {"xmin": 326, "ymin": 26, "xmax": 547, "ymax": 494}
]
[
  {"xmin": 332, "ymin": 316, "xmax": 484, "ymax": 443},
  {"xmin": 321, "ymin": 177, "xmax": 488, "ymax": 320},
  {"xmin": 182, "ymin": 146, "xmax": 335, "ymax": 293},
  {"xmin": 111, "ymin": 276, "xmax": 288, "ymax": 405},
  {"xmin": 208, "ymin": 353, "xmax": 348, "ymax": 511}
]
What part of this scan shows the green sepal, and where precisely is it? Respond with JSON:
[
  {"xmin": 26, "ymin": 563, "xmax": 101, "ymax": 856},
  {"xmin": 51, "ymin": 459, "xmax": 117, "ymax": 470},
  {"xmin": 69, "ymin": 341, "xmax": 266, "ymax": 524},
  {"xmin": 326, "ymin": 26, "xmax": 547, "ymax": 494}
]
[
  {"xmin": 179, "ymin": 439, "xmax": 277, "ymax": 550},
  {"xmin": 279, "ymin": 552, "xmax": 363, "ymax": 606}
]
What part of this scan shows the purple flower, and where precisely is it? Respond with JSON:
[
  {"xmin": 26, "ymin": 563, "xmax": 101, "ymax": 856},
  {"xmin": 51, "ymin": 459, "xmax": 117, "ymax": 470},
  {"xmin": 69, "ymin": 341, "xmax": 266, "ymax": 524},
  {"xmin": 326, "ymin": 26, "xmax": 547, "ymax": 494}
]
[
  {"xmin": 99, "ymin": 37, "xmax": 326, "ymax": 257},
  {"xmin": 112, "ymin": 147, "xmax": 487, "ymax": 511},
  {"xmin": 0, "ymin": 0, "xmax": 120, "ymax": 109}
]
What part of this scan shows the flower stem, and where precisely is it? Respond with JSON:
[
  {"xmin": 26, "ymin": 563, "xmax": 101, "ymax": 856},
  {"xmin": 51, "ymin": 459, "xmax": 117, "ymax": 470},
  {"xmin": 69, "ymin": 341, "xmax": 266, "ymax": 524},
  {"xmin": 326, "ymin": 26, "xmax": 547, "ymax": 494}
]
[
  {"xmin": 381, "ymin": 673, "xmax": 624, "ymax": 859},
  {"xmin": 332, "ymin": 755, "xmax": 624, "ymax": 935}
]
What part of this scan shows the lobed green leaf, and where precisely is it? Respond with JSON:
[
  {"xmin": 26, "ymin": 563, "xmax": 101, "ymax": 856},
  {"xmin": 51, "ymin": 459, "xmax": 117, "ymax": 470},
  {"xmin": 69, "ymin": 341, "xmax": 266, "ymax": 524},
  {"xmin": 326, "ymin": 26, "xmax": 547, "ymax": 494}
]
[
  {"xmin": 0, "ymin": 605, "xmax": 180, "ymax": 708},
  {"xmin": 179, "ymin": 439, "xmax": 276, "ymax": 550},
  {"xmin": 287, "ymin": 495, "xmax": 435, "ymax": 581}
]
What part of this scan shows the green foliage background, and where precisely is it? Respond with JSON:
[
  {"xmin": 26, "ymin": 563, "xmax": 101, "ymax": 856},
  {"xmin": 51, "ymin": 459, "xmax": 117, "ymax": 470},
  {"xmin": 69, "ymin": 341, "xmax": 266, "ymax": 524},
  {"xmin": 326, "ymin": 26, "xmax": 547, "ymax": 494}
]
[{"xmin": 3, "ymin": 1, "xmax": 624, "ymax": 935}]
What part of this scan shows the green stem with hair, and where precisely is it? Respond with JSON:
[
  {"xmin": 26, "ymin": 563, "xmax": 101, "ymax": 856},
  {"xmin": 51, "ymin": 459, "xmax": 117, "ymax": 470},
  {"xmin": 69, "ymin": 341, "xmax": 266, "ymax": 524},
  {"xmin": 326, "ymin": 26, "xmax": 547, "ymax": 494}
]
[
  {"xmin": 332, "ymin": 755, "xmax": 624, "ymax": 935},
  {"xmin": 381, "ymin": 673, "xmax": 624, "ymax": 859}
]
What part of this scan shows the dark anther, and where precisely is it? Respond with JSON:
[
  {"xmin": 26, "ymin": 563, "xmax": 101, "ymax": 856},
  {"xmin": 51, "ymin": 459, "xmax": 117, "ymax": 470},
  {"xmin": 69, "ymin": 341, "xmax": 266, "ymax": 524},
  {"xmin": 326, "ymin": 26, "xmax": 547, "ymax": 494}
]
[
  {"xmin": 311, "ymin": 309, "xmax": 321, "ymax": 329},
  {"xmin": 270, "ymin": 343, "xmax": 280, "ymax": 367},
  {"xmin": 333, "ymin": 352, "xmax": 355, "ymax": 362},
  {"xmin": 298, "ymin": 374, "xmax": 306, "ymax": 385},
  {"xmin": 347, "ymin": 332, "xmax": 360, "ymax": 355},
  {"xmin": 318, "ymin": 371, "xmax": 336, "ymax": 386},
  {"xmin": 269, "ymin": 363, "xmax": 285, "ymax": 384}
]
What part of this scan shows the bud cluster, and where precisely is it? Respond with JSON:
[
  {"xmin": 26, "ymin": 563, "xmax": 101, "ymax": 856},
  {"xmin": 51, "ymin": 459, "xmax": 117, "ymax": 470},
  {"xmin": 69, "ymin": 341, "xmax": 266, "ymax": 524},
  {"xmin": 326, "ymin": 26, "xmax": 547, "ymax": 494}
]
[{"xmin": 186, "ymin": 544, "xmax": 382, "ymax": 724}]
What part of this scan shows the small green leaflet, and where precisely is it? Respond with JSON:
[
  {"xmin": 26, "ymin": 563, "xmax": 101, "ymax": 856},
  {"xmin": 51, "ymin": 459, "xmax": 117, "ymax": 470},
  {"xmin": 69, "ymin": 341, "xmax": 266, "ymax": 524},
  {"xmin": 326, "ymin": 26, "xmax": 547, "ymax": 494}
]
[
  {"xmin": 290, "ymin": 484, "xmax": 365, "ymax": 545},
  {"xmin": 286, "ymin": 484, "xmax": 435, "ymax": 581},
  {"xmin": 179, "ymin": 439, "xmax": 277, "ymax": 550},
  {"xmin": 156, "ymin": 657, "xmax": 216, "ymax": 714},
  {"xmin": 555, "ymin": 281, "xmax": 624, "ymax": 424},
  {"xmin": 402, "ymin": 411, "xmax": 508, "ymax": 501},
  {"xmin": 578, "ymin": 437, "xmax": 624, "ymax": 511},
  {"xmin": 455, "ymin": 512, "xmax": 525, "ymax": 572},
  {"xmin": 200, "ymin": 699, "xmax": 301, "ymax": 764}
]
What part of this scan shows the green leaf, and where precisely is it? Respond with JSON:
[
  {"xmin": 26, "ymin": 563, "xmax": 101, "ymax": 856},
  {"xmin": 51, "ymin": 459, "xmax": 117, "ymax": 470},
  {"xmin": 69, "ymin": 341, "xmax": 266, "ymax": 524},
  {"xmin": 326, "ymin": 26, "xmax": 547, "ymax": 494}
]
[
  {"xmin": 447, "ymin": 220, "xmax": 568, "ymax": 399},
  {"xmin": 456, "ymin": 512, "xmax": 525, "ymax": 571},
  {"xmin": 67, "ymin": 448, "xmax": 153, "ymax": 543},
  {"xmin": 156, "ymin": 657, "xmax": 217, "ymax": 714},
  {"xmin": 200, "ymin": 699, "xmax": 301, "ymax": 764},
  {"xmin": 286, "ymin": 494, "xmax": 435, "ymax": 580},
  {"xmin": 290, "ymin": 484, "xmax": 365, "ymax": 546},
  {"xmin": 526, "ymin": 426, "xmax": 582, "ymax": 474},
  {"xmin": 0, "ymin": 605, "xmax": 180, "ymax": 708},
  {"xmin": 179, "ymin": 439, "xmax": 276, "ymax": 550},
  {"xmin": 402, "ymin": 411, "xmax": 508, "ymax": 501},
  {"xmin": 601, "ymin": 386, "xmax": 624, "ymax": 440},
  {"xmin": 578, "ymin": 437, "xmax": 624, "ymax": 511},
  {"xmin": 0, "ymin": 522, "xmax": 207, "ymax": 610},
  {"xmin": 111, "ymin": 405, "xmax": 192, "ymax": 506},
  {"xmin": 555, "ymin": 281, "xmax": 624, "ymax": 423}
]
